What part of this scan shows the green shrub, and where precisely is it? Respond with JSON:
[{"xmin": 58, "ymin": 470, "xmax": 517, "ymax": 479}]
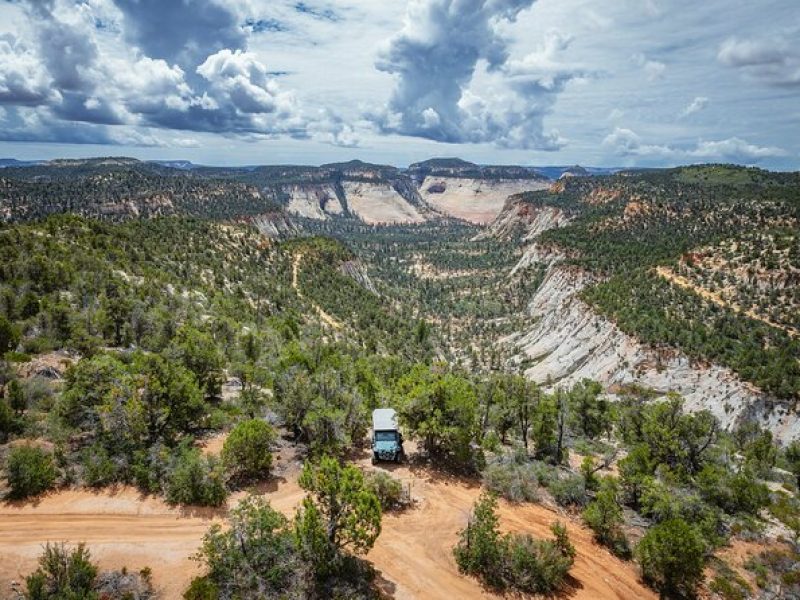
[
  {"xmin": 582, "ymin": 478, "xmax": 630, "ymax": 558},
  {"xmin": 183, "ymin": 576, "xmax": 220, "ymax": 600},
  {"xmin": 221, "ymin": 419, "xmax": 275, "ymax": 483},
  {"xmin": 0, "ymin": 315, "xmax": 20, "ymax": 354},
  {"xmin": 4, "ymin": 351, "xmax": 32, "ymax": 363},
  {"xmin": 22, "ymin": 377, "xmax": 54, "ymax": 411},
  {"xmin": 81, "ymin": 444, "xmax": 118, "ymax": 487},
  {"xmin": 454, "ymin": 493, "xmax": 575, "ymax": 593},
  {"xmin": 0, "ymin": 399, "xmax": 13, "ymax": 442},
  {"xmin": 503, "ymin": 525, "xmax": 575, "ymax": 594},
  {"xmin": 197, "ymin": 496, "xmax": 301, "ymax": 598},
  {"xmin": 744, "ymin": 547, "xmax": 800, "ymax": 593},
  {"xmin": 365, "ymin": 470, "xmax": 407, "ymax": 510},
  {"xmin": 482, "ymin": 458, "xmax": 539, "ymax": 503},
  {"xmin": 453, "ymin": 493, "xmax": 504, "ymax": 587},
  {"xmin": 8, "ymin": 379, "xmax": 25, "ymax": 414},
  {"xmin": 6, "ymin": 445, "xmax": 57, "ymax": 498},
  {"xmin": 697, "ymin": 464, "xmax": 770, "ymax": 516},
  {"xmin": 549, "ymin": 473, "xmax": 587, "ymax": 507},
  {"xmin": 297, "ymin": 456, "xmax": 382, "ymax": 557},
  {"xmin": 709, "ymin": 562, "xmax": 752, "ymax": 600},
  {"xmin": 25, "ymin": 543, "xmax": 98, "ymax": 600},
  {"xmin": 636, "ymin": 518, "xmax": 706, "ymax": 597},
  {"xmin": 530, "ymin": 460, "xmax": 558, "ymax": 487},
  {"xmin": 165, "ymin": 448, "xmax": 228, "ymax": 507},
  {"xmin": 639, "ymin": 479, "xmax": 727, "ymax": 548},
  {"xmin": 130, "ymin": 446, "xmax": 171, "ymax": 495}
]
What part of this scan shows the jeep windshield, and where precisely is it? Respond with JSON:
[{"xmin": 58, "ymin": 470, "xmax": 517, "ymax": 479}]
[{"xmin": 374, "ymin": 431, "xmax": 398, "ymax": 442}]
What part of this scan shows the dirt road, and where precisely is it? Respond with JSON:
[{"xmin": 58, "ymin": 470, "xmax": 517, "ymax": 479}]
[
  {"xmin": 656, "ymin": 266, "xmax": 798, "ymax": 338},
  {"xmin": 1, "ymin": 446, "xmax": 653, "ymax": 600}
]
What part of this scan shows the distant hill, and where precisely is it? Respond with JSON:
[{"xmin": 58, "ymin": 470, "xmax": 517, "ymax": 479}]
[
  {"xmin": 407, "ymin": 157, "xmax": 478, "ymax": 170},
  {"xmin": 532, "ymin": 165, "xmax": 626, "ymax": 179},
  {"xmin": 0, "ymin": 158, "xmax": 44, "ymax": 168},
  {"xmin": 148, "ymin": 160, "xmax": 200, "ymax": 170},
  {"xmin": 320, "ymin": 159, "xmax": 398, "ymax": 173}
]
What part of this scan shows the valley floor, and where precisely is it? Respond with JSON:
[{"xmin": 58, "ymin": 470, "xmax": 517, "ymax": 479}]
[{"xmin": 0, "ymin": 437, "xmax": 652, "ymax": 600}]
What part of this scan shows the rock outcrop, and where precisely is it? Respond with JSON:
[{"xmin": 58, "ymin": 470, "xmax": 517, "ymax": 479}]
[
  {"xmin": 340, "ymin": 260, "xmax": 379, "ymax": 295},
  {"xmin": 502, "ymin": 253, "xmax": 800, "ymax": 443},
  {"xmin": 282, "ymin": 183, "xmax": 345, "ymax": 219},
  {"xmin": 479, "ymin": 194, "xmax": 571, "ymax": 241},
  {"xmin": 419, "ymin": 177, "xmax": 550, "ymax": 224},
  {"xmin": 251, "ymin": 212, "xmax": 300, "ymax": 240},
  {"xmin": 342, "ymin": 181, "xmax": 427, "ymax": 224}
]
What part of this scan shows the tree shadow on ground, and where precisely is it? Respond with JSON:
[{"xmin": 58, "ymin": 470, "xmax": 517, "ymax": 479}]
[{"xmin": 372, "ymin": 569, "xmax": 397, "ymax": 599}]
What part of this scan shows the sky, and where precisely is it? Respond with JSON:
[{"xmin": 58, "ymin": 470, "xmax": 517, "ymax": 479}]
[{"xmin": 0, "ymin": 0, "xmax": 798, "ymax": 169}]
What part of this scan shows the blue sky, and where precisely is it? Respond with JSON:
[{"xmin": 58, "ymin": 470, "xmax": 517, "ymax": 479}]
[{"xmin": 0, "ymin": 0, "xmax": 798, "ymax": 168}]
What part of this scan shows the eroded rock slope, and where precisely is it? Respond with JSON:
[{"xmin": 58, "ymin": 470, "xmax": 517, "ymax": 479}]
[{"xmin": 490, "ymin": 188, "xmax": 799, "ymax": 443}]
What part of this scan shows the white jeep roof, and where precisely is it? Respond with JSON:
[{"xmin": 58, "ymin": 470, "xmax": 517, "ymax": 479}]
[{"xmin": 372, "ymin": 408, "xmax": 398, "ymax": 431}]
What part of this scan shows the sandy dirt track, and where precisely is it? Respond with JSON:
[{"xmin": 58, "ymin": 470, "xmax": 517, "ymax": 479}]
[
  {"xmin": 1, "ymin": 445, "xmax": 654, "ymax": 600},
  {"xmin": 656, "ymin": 266, "xmax": 798, "ymax": 338}
]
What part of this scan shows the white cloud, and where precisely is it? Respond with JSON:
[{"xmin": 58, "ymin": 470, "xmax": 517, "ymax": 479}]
[
  {"xmin": 718, "ymin": 35, "xmax": 800, "ymax": 87},
  {"xmin": 603, "ymin": 126, "xmax": 786, "ymax": 163},
  {"xmin": 371, "ymin": 1, "xmax": 587, "ymax": 150},
  {"xmin": 0, "ymin": 0, "xmax": 797, "ymax": 168},
  {"xmin": 198, "ymin": 49, "xmax": 289, "ymax": 115},
  {"xmin": 602, "ymin": 127, "xmax": 673, "ymax": 157},
  {"xmin": 632, "ymin": 52, "xmax": 666, "ymax": 81},
  {"xmin": 688, "ymin": 137, "xmax": 787, "ymax": 160},
  {"xmin": 0, "ymin": 34, "xmax": 59, "ymax": 106},
  {"xmin": 679, "ymin": 96, "xmax": 708, "ymax": 118}
]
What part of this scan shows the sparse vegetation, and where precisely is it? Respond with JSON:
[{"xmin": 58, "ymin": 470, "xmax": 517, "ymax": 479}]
[
  {"xmin": 453, "ymin": 493, "xmax": 575, "ymax": 593},
  {"xmin": 191, "ymin": 460, "xmax": 383, "ymax": 600},
  {"xmin": 1, "ymin": 163, "xmax": 799, "ymax": 599},
  {"xmin": 364, "ymin": 470, "xmax": 409, "ymax": 510},
  {"xmin": 24, "ymin": 542, "xmax": 155, "ymax": 600}
]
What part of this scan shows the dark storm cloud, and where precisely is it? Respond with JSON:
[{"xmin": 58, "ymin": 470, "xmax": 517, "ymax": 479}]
[
  {"xmin": 114, "ymin": 0, "xmax": 247, "ymax": 69},
  {"xmin": 375, "ymin": 0, "xmax": 534, "ymax": 144},
  {"xmin": 51, "ymin": 91, "xmax": 127, "ymax": 125},
  {"xmin": 0, "ymin": 105, "xmax": 163, "ymax": 145}
]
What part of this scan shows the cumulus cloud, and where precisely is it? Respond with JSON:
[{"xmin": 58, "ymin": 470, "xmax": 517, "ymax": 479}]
[
  {"xmin": 371, "ymin": 0, "xmax": 583, "ymax": 149},
  {"xmin": 718, "ymin": 35, "xmax": 800, "ymax": 87},
  {"xmin": 632, "ymin": 52, "xmax": 666, "ymax": 81},
  {"xmin": 197, "ymin": 49, "xmax": 289, "ymax": 115},
  {"xmin": 688, "ymin": 137, "xmax": 787, "ymax": 160},
  {"xmin": 114, "ymin": 0, "xmax": 247, "ymax": 69},
  {"xmin": 602, "ymin": 127, "xmax": 673, "ymax": 157},
  {"xmin": 0, "ymin": 34, "xmax": 58, "ymax": 106},
  {"xmin": 0, "ymin": 0, "xmax": 352, "ymax": 147},
  {"xmin": 0, "ymin": 105, "xmax": 166, "ymax": 146},
  {"xmin": 679, "ymin": 96, "xmax": 708, "ymax": 118},
  {"xmin": 603, "ymin": 127, "xmax": 786, "ymax": 163}
]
